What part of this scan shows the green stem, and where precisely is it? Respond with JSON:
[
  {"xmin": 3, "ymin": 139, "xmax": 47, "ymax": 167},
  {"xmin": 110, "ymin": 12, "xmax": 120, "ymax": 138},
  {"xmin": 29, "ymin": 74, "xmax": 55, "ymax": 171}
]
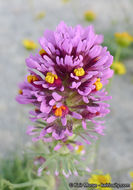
[
  {"xmin": 115, "ymin": 46, "xmax": 121, "ymax": 62},
  {"xmin": 55, "ymin": 176, "xmax": 60, "ymax": 190},
  {"xmin": 13, "ymin": 181, "xmax": 33, "ymax": 189}
]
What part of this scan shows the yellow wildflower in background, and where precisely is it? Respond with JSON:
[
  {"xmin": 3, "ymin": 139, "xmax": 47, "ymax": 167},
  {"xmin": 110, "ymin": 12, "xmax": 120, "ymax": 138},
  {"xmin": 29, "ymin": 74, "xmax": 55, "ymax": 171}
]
[
  {"xmin": 84, "ymin": 10, "xmax": 96, "ymax": 22},
  {"xmin": 111, "ymin": 61, "xmax": 126, "ymax": 75},
  {"xmin": 88, "ymin": 174, "xmax": 112, "ymax": 190},
  {"xmin": 130, "ymin": 171, "xmax": 133, "ymax": 189},
  {"xmin": 22, "ymin": 39, "xmax": 38, "ymax": 50},
  {"xmin": 130, "ymin": 171, "xmax": 133, "ymax": 179},
  {"xmin": 131, "ymin": 182, "xmax": 133, "ymax": 189},
  {"xmin": 115, "ymin": 32, "xmax": 133, "ymax": 47},
  {"xmin": 35, "ymin": 12, "xmax": 45, "ymax": 20}
]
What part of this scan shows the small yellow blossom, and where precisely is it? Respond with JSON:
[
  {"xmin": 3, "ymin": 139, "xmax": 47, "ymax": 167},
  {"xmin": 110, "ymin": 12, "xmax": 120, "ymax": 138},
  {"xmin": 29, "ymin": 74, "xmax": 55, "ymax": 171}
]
[
  {"xmin": 45, "ymin": 72, "xmax": 58, "ymax": 84},
  {"xmin": 18, "ymin": 89, "xmax": 23, "ymax": 95},
  {"xmin": 22, "ymin": 39, "xmax": 38, "ymax": 50},
  {"xmin": 115, "ymin": 32, "xmax": 133, "ymax": 47},
  {"xmin": 74, "ymin": 67, "xmax": 85, "ymax": 77},
  {"xmin": 39, "ymin": 49, "xmax": 47, "ymax": 57},
  {"xmin": 84, "ymin": 10, "xmax": 96, "ymax": 22},
  {"xmin": 35, "ymin": 12, "xmax": 45, "ymax": 20},
  {"xmin": 111, "ymin": 61, "xmax": 126, "ymax": 75},
  {"xmin": 75, "ymin": 145, "xmax": 85, "ymax": 155},
  {"xmin": 88, "ymin": 174, "xmax": 112, "ymax": 190},
  {"xmin": 27, "ymin": 75, "xmax": 39, "ymax": 83},
  {"xmin": 94, "ymin": 78, "xmax": 103, "ymax": 91},
  {"xmin": 53, "ymin": 105, "xmax": 66, "ymax": 117}
]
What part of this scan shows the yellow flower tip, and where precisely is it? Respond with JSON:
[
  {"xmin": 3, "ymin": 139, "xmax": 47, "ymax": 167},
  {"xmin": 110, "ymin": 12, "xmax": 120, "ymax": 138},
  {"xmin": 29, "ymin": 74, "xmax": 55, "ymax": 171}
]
[
  {"xmin": 18, "ymin": 89, "xmax": 23, "ymax": 95},
  {"xmin": 129, "ymin": 171, "xmax": 133, "ymax": 179},
  {"xmin": 22, "ymin": 39, "xmax": 38, "ymax": 50},
  {"xmin": 115, "ymin": 32, "xmax": 133, "ymax": 47},
  {"xmin": 74, "ymin": 68, "xmax": 85, "ymax": 77},
  {"xmin": 27, "ymin": 75, "xmax": 38, "ymax": 83},
  {"xmin": 94, "ymin": 56, "xmax": 101, "ymax": 62},
  {"xmin": 84, "ymin": 10, "xmax": 96, "ymax": 22},
  {"xmin": 94, "ymin": 78, "xmax": 103, "ymax": 91},
  {"xmin": 45, "ymin": 72, "xmax": 58, "ymax": 84},
  {"xmin": 112, "ymin": 61, "xmax": 126, "ymax": 75},
  {"xmin": 27, "ymin": 75, "xmax": 33, "ymax": 83},
  {"xmin": 54, "ymin": 107, "xmax": 62, "ymax": 117},
  {"xmin": 39, "ymin": 49, "xmax": 47, "ymax": 56},
  {"xmin": 35, "ymin": 108, "xmax": 39, "ymax": 112},
  {"xmin": 35, "ymin": 12, "xmax": 45, "ymax": 20},
  {"xmin": 76, "ymin": 145, "xmax": 85, "ymax": 154},
  {"xmin": 53, "ymin": 105, "xmax": 66, "ymax": 117}
]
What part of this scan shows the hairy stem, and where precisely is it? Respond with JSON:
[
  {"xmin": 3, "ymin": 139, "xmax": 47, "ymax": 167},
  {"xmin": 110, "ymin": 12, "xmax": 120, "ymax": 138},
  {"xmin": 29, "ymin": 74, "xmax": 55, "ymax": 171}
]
[
  {"xmin": 55, "ymin": 176, "xmax": 60, "ymax": 190},
  {"xmin": 13, "ymin": 181, "xmax": 33, "ymax": 189}
]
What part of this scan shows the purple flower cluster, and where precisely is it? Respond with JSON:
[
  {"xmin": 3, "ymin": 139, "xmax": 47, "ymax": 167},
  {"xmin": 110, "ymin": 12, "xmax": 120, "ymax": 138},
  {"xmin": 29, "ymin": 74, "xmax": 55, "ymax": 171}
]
[{"xmin": 16, "ymin": 22, "xmax": 113, "ymax": 146}]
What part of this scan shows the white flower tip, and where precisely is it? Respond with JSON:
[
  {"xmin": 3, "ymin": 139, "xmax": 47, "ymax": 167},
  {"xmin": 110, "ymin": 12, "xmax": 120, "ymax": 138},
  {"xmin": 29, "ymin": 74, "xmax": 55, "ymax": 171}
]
[
  {"xmin": 62, "ymin": 169, "xmax": 69, "ymax": 178},
  {"xmin": 74, "ymin": 170, "xmax": 78, "ymax": 176},
  {"xmin": 46, "ymin": 171, "xmax": 50, "ymax": 175},
  {"xmin": 55, "ymin": 170, "xmax": 59, "ymax": 176},
  {"xmin": 37, "ymin": 167, "xmax": 43, "ymax": 176},
  {"xmin": 86, "ymin": 167, "xmax": 91, "ymax": 173}
]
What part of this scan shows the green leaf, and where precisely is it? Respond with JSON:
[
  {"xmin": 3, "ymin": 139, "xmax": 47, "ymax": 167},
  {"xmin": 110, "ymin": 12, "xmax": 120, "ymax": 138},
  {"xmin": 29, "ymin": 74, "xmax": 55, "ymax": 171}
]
[
  {"xmin": 36, "ymin": 120, "xmax": 47, "ymax": 126},
  {"xmin": 33, "ymin": 179, "xmax": 47, "ymax": 187},
  {"xmin": 69, "ymin": 159, "xmax": 75, "ymax": 173},
  {"xmin": 60, "ymin": 175, "xmax": 71, "ymax": 190},
  {"xmin": 41, "ymin": 154, "xmax": 58, "ymax": 170},
  {"xmin": 62, "ymin": 157, "xmax": 69, "ymax": 174}
]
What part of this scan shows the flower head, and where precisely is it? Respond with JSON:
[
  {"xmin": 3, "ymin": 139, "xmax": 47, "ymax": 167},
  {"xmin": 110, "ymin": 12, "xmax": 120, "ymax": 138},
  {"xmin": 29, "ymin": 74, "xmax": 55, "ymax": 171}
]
[
  {"xmin": 88, "ymin": 174, "xmax": 112, "ymax": 190},
  {"xmin": 22, "ymin": 39, "xmax": 38, "ymax": 50},
  {"xmin": 17, "ymin": 22, "xmax": 113, "ymax": 147},
  {"xmin": 115, "ymin": 32, "xmax": 133, "ymax": 47},
  {"xmin": 111, "ymin": 61, "xmax": 126, "ymax": 75},
  {"xmin": 84, "ymin": 10, "xmax": 96, "ymax": 22}
]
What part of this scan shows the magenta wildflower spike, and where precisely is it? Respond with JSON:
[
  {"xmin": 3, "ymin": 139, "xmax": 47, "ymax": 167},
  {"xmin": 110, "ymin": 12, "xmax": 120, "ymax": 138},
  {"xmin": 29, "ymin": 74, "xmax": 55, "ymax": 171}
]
[{"xmin": 16, "ymin": 22, "xmax": 113, "ymax": 147}]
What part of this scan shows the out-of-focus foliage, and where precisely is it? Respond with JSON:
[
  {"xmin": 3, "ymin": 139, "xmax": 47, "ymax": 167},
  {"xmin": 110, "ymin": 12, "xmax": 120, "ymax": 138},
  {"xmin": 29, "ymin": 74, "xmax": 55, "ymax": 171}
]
[
  {"xmin": 0, "ymin": 155, "xmax": 49, "ymax": 190},
  {"xmin": 0, "ymin": 155, "xmax": 31, "ymax": 190}
]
